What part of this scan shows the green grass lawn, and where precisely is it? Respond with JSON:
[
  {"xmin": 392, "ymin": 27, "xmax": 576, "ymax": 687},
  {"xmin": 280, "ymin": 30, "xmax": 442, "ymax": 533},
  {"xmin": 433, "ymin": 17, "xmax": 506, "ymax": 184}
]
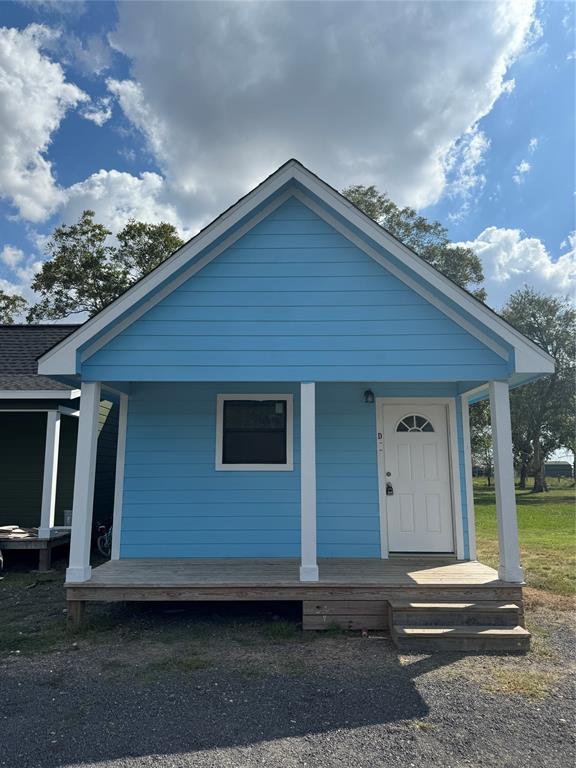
[{"xmin": 474, "ymin": 478, "xmax": 576, "ymax": 596}]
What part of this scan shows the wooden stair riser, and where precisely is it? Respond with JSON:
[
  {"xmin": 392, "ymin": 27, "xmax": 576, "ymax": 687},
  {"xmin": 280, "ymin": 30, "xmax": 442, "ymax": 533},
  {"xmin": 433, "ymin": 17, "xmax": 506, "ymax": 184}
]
[
  {"xmin": 392, "ymin": 632, "xmax": 530, "ymax": 653},
  {"xmin": 392, "ymin": 609, "xmax": 520, "ymax": 628}
]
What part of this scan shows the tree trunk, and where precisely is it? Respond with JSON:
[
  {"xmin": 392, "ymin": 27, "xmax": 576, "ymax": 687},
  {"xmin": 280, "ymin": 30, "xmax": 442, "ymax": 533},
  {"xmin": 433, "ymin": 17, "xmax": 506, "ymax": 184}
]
[
  {"xmin": 532, "ymin": 460, "xmax": 547, "ymax": 492},
  {"xmin": 532, "ymin": 440, "xmax": 548, "ymax": 493},
  {"xmin": 519, "ymin": 463, "xmax": 528, "ymax": 490}
]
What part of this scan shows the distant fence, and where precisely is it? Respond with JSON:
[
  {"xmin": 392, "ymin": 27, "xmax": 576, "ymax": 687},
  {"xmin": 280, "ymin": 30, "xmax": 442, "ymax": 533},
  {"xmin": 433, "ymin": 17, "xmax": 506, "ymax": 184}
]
[{"xmin": 472, "ymin": 464, "xmax": 574, "ymax": 479}]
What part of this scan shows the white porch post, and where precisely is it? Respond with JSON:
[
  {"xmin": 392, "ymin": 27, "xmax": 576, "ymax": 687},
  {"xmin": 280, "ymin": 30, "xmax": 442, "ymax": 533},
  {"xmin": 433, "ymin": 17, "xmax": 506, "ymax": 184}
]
[
  {"xmin": 489, "ymin": 380, "xmax": 524, "ymax": 583},
  {"xmin": 38, "ymin": 411, "xmax": 61, "ymax": 539},
  {"xmin": 66, "ymin": 381, "xmax": 101, "ymax": 583},
  {"xmin": 300, "ymin": 381, "xmax": 319, "ymax": 581},
  {"xmin": 460, "ymin": 395, "xmax": 476, "ymax": 560},
  {"xmin": 110, "ymin": 393, "xmax": 129, "ymax": 561}
]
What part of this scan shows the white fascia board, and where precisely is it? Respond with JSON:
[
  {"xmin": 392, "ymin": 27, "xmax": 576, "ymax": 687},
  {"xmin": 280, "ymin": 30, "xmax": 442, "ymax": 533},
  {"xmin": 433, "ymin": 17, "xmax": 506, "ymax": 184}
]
[
  {"xmin": 513, "ymin": 346, "xmax": 554, "ymax": 374},
  {"xmin": 290, "ymin": 165, "xmax": 555, "ymax": 374},
  {"xmin": 37, "ymin": 166, "xmax": 299, "ymax": 375},
  {"xmin": 0, "ymin": 389, "xmax": 80, "ymax": 399}
]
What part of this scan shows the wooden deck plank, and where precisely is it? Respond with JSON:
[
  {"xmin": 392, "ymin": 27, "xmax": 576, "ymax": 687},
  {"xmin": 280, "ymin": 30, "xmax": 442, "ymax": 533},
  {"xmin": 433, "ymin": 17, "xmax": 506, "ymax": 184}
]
[
  {"xmin": 67, "ymin": 557, "xmax": 503, "ymax": 590},
  {"xmin": 0, "ymin": 530, "xmax": 70, "ymax": 551}
]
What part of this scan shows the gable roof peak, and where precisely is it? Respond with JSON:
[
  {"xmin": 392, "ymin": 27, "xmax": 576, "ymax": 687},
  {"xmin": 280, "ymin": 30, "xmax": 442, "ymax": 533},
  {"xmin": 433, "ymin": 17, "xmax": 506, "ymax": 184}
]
[{"xmin": 37, "ymin": 159, "xmax": 554, "ymax": 378}]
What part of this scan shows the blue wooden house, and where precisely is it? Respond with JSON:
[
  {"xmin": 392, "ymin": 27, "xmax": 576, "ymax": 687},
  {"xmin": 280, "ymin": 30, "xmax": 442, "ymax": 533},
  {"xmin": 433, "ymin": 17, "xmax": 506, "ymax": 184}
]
[{"xmin": 38, "ymin": 161, "xmax": 553, "ymax": 650}]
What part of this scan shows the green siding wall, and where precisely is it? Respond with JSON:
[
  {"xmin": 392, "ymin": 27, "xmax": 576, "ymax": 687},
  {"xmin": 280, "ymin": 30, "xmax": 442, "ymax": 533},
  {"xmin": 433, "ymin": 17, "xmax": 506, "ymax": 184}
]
[
  {"xmin": 0, "ymin": 401, "xmax": 118, "ymax": 529},
  {"xmin": 94, "ymin": 400, "xmax": 118, "ymax": 523},
  {"xmin": 0, "ymin": 413, "xmax": 47, "ymax": 528},
  {"xmin": 54, "ymin": 415, "xmax": 78, "ymax": 525}
]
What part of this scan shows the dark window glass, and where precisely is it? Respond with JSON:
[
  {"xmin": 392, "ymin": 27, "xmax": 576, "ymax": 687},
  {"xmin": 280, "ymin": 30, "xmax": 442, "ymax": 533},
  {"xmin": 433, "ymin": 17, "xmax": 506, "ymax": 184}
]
[
  {"xmin": 396, "ymin": 415, "xmax": 435, "ymax": 433},
  {"xmin": 222, "ymin": 400, "xmax": 287, "ymax": 464}
]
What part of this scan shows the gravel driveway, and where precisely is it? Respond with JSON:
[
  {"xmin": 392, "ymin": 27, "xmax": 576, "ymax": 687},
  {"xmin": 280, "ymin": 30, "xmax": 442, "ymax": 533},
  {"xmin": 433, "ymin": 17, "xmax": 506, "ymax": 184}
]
[{"xmin": 1, "ymin": 565, "xmax": 574, "ymax": 768}]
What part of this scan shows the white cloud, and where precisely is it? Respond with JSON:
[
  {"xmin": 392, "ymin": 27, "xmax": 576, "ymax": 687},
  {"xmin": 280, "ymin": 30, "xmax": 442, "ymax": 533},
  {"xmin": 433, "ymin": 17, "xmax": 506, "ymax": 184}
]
[
  {"xmin": 528, "ymin": 137, "xmax": 539, "ymax": 152},
  {"xmin": 446, "ymin": 128, "xmax": 490, "ymax": 222},
  {"xmin": 61, "ymin": 32, "xmax": 113, "ymax": 75},
  {"xmin": 513, "ymin": 159, "xmax": 532, "ymax": 184},
  {"xmin": 0, "ymin": 245, "xmax": 25, "ymax": 268},
  {"xmin": 457, "ymin": 227, "xmax": 575, "ymax": 308},
  {"xmin": 0, "ymin": 25, "xmax": 87, "ymax": 221},
  {"xmin": 13, "ymin": 258, "xmax": 44, "ymax": 286},
  {"xmin": 1, "ymin": 170, "xmax": 191, "ymax": 300},
  {"xmin": 60, "ymin": 169, "xmax": 191, "ymax": 238},
  {"xmin": 108, "ymin": 1, "xmax": 538, "ymax": 226},
  {"xmin": 0, "ymin": 245, "xmax": 42, "ymax": 303},
  {"xmin": 80, "ymin": 96, "xmax": 113, "ymax": 126},
  {"xmin": 0, "ymin": 277, "xmax": 24, "ymax": 296},
  {"xmin": 18, "ymin": 0, "xmax": 86, "ymax": 16}
]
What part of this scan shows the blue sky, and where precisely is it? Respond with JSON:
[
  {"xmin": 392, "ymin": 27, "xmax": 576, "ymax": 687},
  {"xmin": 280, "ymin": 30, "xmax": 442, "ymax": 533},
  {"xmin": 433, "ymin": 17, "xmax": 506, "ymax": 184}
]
[{"xmin": 0, "ymin": 0, "xmax": 574, "ymax": 312}]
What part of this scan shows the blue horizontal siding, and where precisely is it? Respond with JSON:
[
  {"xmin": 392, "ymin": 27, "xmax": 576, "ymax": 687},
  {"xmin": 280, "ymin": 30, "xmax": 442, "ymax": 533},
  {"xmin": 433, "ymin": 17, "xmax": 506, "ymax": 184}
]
[
  {"xmin": 85, "ymin": 364, "xmax": 507, "ymax": 381},
  {"xmin": 119, "ymin": 380, "xmax": 473, "ymax": 560},
  {"xmin": 83, "ymin": 198, "xmax": 509, "ymax": 382},
  {"xmin": 120, "ymin": 382, "xmax": 301, "ymax": 558},
  {"xmin": 316, "ymin": 383, "xmax": 381, "ymax": 557},
  {"xmin": 90, "ymin": 349, "xmax": 500, "ymax": 367},
  {"xmin": 120, "ymin": 381, "xmax": 439, "ymax": 559},
  {"xmin": 107, "ymin": 333, "xmax": 484, "ymax": 352}
]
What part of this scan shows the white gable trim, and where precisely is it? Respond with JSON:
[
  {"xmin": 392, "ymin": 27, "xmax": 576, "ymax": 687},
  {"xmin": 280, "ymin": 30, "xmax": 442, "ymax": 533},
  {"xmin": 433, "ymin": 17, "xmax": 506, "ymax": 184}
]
[
  {"xmin": 0, "ymin": 389, "xmax": 80, "ymax": 399},
  {"xmin": 38, "ymin": 159, "xmax": 553, "ymax": 377}
]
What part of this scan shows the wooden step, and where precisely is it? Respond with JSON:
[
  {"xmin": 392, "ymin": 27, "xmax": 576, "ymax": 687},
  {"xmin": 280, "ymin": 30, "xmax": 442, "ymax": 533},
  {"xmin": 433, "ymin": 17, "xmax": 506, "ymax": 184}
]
[
  {"xmin": 392, "ymin": 624, "xmax": 531, "ymax": 652},
  {"xmin": 390, "ymin": 601, "xmax": 521, "ymax": 627},
  {"xmin": 389, "ymin": 600, "xmax": 520, "ymax": 611}
]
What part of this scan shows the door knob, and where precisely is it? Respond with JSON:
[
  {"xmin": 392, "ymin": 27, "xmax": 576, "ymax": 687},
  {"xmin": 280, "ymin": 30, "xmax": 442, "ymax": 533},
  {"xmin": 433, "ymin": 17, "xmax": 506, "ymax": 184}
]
[{"xmin": 386, "ymin": 471, "xmax": 391, "ymax": 477}]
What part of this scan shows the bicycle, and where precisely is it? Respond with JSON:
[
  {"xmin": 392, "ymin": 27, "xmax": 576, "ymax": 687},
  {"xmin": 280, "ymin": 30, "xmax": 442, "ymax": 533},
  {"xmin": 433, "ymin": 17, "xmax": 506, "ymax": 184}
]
[{"xmin": 96, "ymin": 522, "xmax": 112, "ymax": 558}]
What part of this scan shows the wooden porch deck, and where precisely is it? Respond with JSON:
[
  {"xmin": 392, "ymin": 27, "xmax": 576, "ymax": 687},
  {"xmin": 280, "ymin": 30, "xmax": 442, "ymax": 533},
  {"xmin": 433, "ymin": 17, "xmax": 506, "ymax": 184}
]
[
  {"xmin": 66, "ymin": 558, "xmax": 528, "ymax": 648},
  {"xmin": 66, "ymin": 556, "xmax": 519, "ymax": 601},
  {"xmin": 0, "ymin": 528, "xmax": 70, "ymax": 571}
]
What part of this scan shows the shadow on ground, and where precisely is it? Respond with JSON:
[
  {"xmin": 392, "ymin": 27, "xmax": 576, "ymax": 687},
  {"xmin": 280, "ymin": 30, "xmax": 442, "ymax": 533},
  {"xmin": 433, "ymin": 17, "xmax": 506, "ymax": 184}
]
[{"xmin": 1, "ymin": 594, "xmax": 465, "ymax": 768}]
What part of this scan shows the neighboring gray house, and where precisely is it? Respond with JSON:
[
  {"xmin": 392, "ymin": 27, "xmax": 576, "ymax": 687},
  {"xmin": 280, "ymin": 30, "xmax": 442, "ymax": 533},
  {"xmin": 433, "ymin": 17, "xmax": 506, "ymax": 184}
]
[{"xmin": 0, "ymin": 325, "xmax": 117, "ymax": 566}]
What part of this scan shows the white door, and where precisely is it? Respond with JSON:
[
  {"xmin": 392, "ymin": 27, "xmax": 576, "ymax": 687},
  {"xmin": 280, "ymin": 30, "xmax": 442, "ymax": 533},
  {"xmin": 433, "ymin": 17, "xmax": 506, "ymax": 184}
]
[{"xmin": 379, "ymin": 402, "xmax": 454, "ymax": 553}]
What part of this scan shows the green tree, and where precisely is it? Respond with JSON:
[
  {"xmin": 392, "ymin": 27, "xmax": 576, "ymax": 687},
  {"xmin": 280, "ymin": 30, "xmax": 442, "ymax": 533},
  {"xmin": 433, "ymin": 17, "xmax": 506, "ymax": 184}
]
[
  {"xmin": 556, "ymin": 410, "xmax": 576, "ymax": 484},
  {"xmin": 470, "ymin": 401, "xmax": 493, "ymax": 486},
  {"xmin": 502, "ymin": 287, "xmax": 576, "ymax": 493},
  {"xmin": 116, "ymin": 220, "xmax": 184, "ymax": 282},
  {"xmin": 342, "ymin": 184, "xmax": 486, "ymax": 298},
  {"xmin": 28, "ymin": 211, "xmax": 184, "ymax": 321},
  {"xmin": 0, "ymin": 289, "xmax": 27, "ymax": 323}
]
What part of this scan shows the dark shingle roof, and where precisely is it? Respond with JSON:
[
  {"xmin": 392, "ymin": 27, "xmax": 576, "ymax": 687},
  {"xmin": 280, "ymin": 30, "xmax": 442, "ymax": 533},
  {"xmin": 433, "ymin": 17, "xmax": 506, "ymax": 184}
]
[{"xmin": 0, "ymin": 325, "xmax": 80, "ymax": 392}]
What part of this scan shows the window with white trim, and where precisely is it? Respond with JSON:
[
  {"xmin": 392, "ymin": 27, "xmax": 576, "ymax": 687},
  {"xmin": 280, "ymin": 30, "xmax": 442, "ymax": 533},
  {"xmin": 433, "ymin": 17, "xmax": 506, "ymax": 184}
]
[{"xmin": 216, "ymin": 394, "xmax": 294, "ymax": 471}]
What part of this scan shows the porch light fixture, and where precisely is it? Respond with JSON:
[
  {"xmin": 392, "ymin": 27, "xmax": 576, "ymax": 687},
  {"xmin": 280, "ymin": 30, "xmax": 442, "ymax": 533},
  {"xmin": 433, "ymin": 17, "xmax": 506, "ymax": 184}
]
[{"xmin": 363, "ymin": 389, "xmax": 375, "ymax": 404}]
